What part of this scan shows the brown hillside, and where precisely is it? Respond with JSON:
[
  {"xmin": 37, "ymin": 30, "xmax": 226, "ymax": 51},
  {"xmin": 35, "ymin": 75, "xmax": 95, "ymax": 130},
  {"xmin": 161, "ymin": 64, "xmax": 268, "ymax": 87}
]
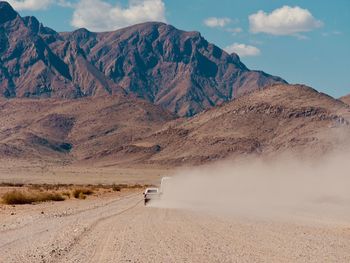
[
  {"xmin": 131, "ymin": 84, "xmax": 350, "ymax": 166},
  {"xmin": 0, "ymin": 94, "xmax": 174, "ymax": 165},
  {"xmin": 340, "ymin": 94, "xmax": 350, "ymax": 105},
  {"xmin": 1, "ymin": 84, "xmax": 349, "ymax": 168}
]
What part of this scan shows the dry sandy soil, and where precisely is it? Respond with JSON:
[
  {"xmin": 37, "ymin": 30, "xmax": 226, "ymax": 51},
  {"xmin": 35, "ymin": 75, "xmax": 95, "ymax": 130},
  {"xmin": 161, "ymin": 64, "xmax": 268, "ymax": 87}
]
[
  {"xmin": 1, "ymin": 188, "xmax": 349, "ymax": 263},
  {"xmin": 0, "ymin": 161, "xmax": 169, "ymax": 185}
]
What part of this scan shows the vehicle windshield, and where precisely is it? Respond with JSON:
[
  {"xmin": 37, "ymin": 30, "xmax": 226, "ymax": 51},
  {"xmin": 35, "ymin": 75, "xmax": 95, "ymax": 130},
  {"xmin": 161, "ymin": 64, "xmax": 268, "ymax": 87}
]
[{"xmin": 147, "ymin": 189, "xmax": 158, "ymax": 193}]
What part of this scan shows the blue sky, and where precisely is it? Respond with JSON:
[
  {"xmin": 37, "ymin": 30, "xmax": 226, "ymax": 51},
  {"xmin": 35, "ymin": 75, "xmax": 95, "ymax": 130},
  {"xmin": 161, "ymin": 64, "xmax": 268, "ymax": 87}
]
[{"xmin": 11, "ymin": 0, "xmax": 350, "ymax": 98}]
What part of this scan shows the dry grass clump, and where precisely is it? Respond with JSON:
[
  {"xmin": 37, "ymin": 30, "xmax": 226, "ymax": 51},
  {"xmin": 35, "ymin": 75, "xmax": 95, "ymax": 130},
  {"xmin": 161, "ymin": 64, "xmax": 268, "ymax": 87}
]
[
  {"xmin": 61, "ymin": 191, "xmax": 71, "ymax": 199},
  {"xmin": 110, "ymin": 184, "xmax": 145, "ymax": 191},
  {"xmin": 73, "ymin": 188, "xmax": 94, "ymax": 199},
  {"xmin": 78, "ymin": 192, "xmax": 86, "ymax": 199},
  {"xmin": 1, "ymin": 182, "xmax": 148, "ymax": 204},
  {"xmin": 28, "ymin": 184, "xmax": 74, "ymax": 191},
  {"xmin": 0, "ymin": 182, "xmax": 24, "ymax": 187},
  {"xmin": 2, "ymin": 190, "xmax": 65, "ymax": 205},
  {"xmin": 112, "ymin": 184, "xmax": 121, "ymax": 192}
]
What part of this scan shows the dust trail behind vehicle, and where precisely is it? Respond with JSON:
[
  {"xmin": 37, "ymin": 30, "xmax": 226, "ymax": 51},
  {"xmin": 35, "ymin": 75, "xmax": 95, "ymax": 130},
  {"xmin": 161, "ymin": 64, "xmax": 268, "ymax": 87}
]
[{"xmin": 151, "ymin": 151, "xmax": 350, "ymax": 224}]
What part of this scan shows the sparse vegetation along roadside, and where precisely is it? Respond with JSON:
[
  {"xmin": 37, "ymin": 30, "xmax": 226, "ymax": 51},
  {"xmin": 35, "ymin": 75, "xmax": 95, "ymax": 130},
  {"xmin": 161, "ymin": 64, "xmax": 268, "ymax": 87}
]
[
  {"xmin": 61, "ymin": 191, "xmax": 71, "ymax": 199},
  {"xmin": 72, "ymin": 188, "xmax": 94, "ymax": 199},
  {"xmin": 0, "ymin": 183, "xmax": 148, "ymax": 205},
  {"xmin": 2, "ymin": 190, "xmax": 65, "ymax": 205},
  {"xmin": 0, "ymin": 182, "xmax": 24, "ymax": 187},
  {"xmin": 112, "ymin": 184, "xmax": 121, "ymax": 192}
]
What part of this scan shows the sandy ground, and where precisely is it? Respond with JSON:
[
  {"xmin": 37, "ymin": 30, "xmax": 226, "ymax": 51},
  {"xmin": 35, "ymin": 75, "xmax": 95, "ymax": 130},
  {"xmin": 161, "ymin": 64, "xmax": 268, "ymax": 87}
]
[
  {"xmin": 1, "ymin": 190, "xmax": 349, "ymax": 263},
  {"xmin": 0, "ymin": 162, "xmax": 169, "ymax": 185}
]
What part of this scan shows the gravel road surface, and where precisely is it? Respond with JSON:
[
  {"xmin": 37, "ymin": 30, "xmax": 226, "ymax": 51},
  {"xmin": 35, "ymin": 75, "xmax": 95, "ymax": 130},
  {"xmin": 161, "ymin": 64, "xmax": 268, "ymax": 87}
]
[{"xmin": 1, "ymin": 191, "xmax": 349, "ymax": 263}]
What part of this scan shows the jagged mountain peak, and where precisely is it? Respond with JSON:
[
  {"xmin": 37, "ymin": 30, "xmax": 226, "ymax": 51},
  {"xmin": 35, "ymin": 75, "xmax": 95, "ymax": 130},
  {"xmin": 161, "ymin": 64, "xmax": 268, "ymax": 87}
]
[
  {"xmin": 0, "ymin": 2, "xmax": 286, "ymax": 116},
  {"xmin": 0, "ymin": 1, "xmax": 18, "ymax": 24}
]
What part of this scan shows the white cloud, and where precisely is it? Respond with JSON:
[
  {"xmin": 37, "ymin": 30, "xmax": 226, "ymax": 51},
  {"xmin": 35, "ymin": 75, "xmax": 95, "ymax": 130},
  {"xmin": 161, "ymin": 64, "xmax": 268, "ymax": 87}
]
[
  {"xmin": 7, "ymin": 0, "xmax": 74, "ymax": 10},
  {"xmin": 322, "ymin": 31, "xmax": 342, "ymax": 37},
  {"xmin": 224, "ymin": 43, "xmax": 261, "ymax": 57},
  {"xmin": 226, "ymin": 27, "xmax": 243, "ymax": 35},
  {"xmin": 7, "ymin": 0, "xmax": 53, "ymax": 10},
  {"xmin": 71, "ymin": 0, "xmax": 167, "ymax": 32},
  {"xmin": 249, "ymin": 6, "xmax": 323, "ymax": 36},
  {"xmin": 204, "ymin": 17, "xmax": 231, "ymax": 28},
  {"xmin": 57, "ymin": 0, "xmax": 74, "ymax": 8}
]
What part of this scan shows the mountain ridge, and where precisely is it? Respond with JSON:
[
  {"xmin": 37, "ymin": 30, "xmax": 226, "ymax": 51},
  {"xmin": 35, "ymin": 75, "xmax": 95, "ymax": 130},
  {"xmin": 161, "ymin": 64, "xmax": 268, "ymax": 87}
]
[
  {"xmin": 340, "ymin": 94, "xmax": 350, "ymax": 105},
  {"xmin": 1, "ymin": 84, "xmax": 349, "ymax": 167},
  {"xmin": 0, "ymin": 1, "xmax": 286, "ymax": 116}
]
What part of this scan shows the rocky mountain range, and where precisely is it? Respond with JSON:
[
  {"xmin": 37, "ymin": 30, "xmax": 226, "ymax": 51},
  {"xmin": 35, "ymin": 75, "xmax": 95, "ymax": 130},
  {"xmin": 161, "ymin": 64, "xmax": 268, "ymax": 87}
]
[
  {"xmin": 0, "ymin": 1, "xmax": 285, "ymax": 116},
  {"xmin": 0, "ymin": 1, "xmax": 349, "ymax": 169},
  {"xmin": 1, "ymin": 84, "xmax": 349, "ymax": 167}
]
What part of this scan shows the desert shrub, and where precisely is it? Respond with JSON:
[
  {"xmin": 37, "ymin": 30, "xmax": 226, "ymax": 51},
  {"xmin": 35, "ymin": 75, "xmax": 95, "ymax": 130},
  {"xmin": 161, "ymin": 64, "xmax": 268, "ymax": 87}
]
[
  {"xmin": 0, "ymin": 182, "xmax": 24, "ymax": 187},
  {"xmin": 43, "ymin": 193, "xmax": 65, "ymax": 202},
  {"xmin": 112, "ymin": 184, "xmax": 121, "ymax": 191},
  {"xmin": 62, "ymin": 191, "xmax": 71, "ymax": 198},
  {"xmin": 2, "ymin": 190, "xmax": 65, "ymax": 205},
  {"xmin": 128, "ymin": 184, "xmax": 143, "ymax": 189},
  {"xmin": 73, "ymin": 188, "xmax": 94, "ymax": 199},
  {"xmin": 92, "ymin": 184, "xmax": 103, "ymax": 190},
  {"xmin": 78, "ymin": 192, "xmax": 86, "ymax": 199},
  {"xmin": 28, "ymin": 184, "xmax": 73, "ymax": 191},
  {"xmin": 2, "ymin": 191, "xmax": 33, "ymax": 204}
]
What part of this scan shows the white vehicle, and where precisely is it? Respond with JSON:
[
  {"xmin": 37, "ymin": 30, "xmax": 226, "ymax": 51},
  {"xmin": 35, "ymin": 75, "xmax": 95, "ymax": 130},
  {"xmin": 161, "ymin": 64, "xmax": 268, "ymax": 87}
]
[
  {"xmin": 144, "ymin": 177, "xmax": 172, "ymax": 205},
  {"xmin": 143, "ymin": 188, "xmax": 160, "ymax": 205}
]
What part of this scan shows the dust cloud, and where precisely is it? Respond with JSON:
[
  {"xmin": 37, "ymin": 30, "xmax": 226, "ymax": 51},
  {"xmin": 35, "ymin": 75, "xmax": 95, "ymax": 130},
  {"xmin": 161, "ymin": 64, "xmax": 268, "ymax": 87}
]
[{"xmin": 151, "ymin": 151, "xmax": 350, "ymax": 223}]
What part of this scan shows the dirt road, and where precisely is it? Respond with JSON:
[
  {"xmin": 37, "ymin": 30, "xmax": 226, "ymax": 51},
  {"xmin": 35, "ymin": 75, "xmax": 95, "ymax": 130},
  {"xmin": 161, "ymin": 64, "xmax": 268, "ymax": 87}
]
[{"xmin": 1, "ymin": 191, "xmax": 350, "ymax": 263}]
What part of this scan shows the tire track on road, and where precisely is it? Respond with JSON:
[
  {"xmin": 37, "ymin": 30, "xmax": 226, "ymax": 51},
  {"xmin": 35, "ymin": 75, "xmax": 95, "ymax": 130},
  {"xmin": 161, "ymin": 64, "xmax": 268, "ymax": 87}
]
[
  {"xmin": 0, "ymin": 193, "xmax": 142, "ymax": 263},
  {"xmin": 0, "ymin": 192, "xmax": 141, "ymax": 236},
  {"xmin": 59, "ymin": 197, "xmax": 143, "ymax": 262},
  {"xmin": 147, "ymin": 208, "xmax": 179, "ymax": 263}
]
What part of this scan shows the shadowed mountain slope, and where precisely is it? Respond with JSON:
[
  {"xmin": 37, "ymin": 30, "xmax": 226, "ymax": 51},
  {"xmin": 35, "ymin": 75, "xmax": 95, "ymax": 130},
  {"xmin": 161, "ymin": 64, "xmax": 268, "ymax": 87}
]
[
  {"xmin": 130, "ymin": 84, "xmax": 350, "ymax": 166},
  {"xmin": 1, "ymin": 84, "xmax": 349, "ymax": 167},
  {"xmin": 0, "ymin": 1, "xmax": 285, "ymax": 116},
  {"xmin": 0, "ymin": 93, "xmax": 174, "ymax": 164}
]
